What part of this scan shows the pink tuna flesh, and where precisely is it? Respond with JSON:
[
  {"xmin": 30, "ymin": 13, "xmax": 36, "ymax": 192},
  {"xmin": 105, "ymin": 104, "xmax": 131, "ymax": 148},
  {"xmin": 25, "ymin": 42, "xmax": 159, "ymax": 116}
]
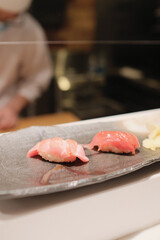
[
  {"xmin": 27, "ymin": 137, "xmax": 89, "ymax": 163},
  {"xmin": 86, "ymin": 131, "xmax": 140, "ymax": 154}
]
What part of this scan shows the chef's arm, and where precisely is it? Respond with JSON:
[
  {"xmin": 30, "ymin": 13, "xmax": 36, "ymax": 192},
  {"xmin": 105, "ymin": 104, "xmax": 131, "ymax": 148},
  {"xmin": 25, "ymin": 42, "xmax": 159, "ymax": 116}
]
[
  {"xmin": 17, "ymin": 41, "xmax": 53, "ymax": 104},
  {"xmin": 0, "ymin": 37, "xmax": 53, "ymax": 130}
]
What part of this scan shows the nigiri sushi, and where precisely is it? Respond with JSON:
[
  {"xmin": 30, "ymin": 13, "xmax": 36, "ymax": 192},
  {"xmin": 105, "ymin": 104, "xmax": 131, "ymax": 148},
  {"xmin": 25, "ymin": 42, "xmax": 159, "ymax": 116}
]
[
  {"xmin": 27, "ymin": 137, "xmax": 89, "ymax": 163},
  {"xmin": 85, "ymin": 131, "xmax": 140, "ymax": 154}
]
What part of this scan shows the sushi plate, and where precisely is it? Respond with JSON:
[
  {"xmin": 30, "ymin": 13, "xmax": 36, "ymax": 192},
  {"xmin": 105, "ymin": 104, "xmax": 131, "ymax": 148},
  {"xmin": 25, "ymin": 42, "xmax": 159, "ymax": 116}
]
[{"xmin": 0, "ymin": 108, "xmax": 160, "ymax": 199}]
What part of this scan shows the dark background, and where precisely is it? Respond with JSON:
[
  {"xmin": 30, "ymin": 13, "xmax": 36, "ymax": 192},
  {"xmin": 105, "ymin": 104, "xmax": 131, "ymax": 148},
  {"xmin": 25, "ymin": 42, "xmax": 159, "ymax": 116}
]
[{"xmin": 29, "ymin": 0, "xmax": 160, "ymax": 119}]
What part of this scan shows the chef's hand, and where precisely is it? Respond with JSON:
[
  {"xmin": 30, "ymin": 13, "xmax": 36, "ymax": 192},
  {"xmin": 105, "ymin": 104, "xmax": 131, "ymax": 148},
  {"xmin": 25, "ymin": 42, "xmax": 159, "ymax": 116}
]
[
  {"xmin": 0, "ymin": 106, "xmax": 19, "ymax": 130},
  {"xmin": 0, "ymin": 95, "xmax": 28, "ymax": 130},
  {"xmin": 0, "ymin": 106, "xmax": 18, "ymax": 130}
]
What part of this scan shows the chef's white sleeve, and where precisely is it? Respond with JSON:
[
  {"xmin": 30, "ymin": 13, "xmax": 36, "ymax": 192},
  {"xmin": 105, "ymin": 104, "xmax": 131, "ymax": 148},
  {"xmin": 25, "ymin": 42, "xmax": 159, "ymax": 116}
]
[{"xmin": 17, "ymin": 41, "xmax": 53, "ymax": 102}]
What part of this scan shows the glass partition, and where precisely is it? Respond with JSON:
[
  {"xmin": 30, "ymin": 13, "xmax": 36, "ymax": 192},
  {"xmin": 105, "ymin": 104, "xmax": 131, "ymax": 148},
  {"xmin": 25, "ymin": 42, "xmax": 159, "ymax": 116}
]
[{"xmin": 0, "ymin": 0, "xmax": 160, "ymax": 120}]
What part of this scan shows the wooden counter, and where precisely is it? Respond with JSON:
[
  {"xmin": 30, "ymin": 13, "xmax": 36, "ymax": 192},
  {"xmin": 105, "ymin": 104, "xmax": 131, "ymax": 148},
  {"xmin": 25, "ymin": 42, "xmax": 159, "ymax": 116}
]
[{"xmin": 0, "ymin": 111, "xmax": 80, "ymax": 133}]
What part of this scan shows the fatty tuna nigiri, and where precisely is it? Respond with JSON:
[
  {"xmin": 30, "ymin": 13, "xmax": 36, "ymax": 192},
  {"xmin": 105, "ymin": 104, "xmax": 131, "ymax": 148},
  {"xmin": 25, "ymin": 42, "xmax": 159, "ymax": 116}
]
[
  {"xmin": 27, "ymin": 137, "xmax": 89, "ymax": 163},
  {"xmin": 86, "ymin": 131, "xmax": 140, "ymax": 154}
]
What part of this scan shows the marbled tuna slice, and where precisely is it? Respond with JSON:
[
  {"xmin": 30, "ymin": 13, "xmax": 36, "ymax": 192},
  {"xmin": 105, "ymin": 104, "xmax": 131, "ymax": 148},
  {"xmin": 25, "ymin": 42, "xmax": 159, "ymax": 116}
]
[
  {"xmin": 27, "ymin": 137, "xmax": 89, "ymax": 163},
  {"xmin": 85, "ymin": 131, "xmax": 140, "ymax": 154}
]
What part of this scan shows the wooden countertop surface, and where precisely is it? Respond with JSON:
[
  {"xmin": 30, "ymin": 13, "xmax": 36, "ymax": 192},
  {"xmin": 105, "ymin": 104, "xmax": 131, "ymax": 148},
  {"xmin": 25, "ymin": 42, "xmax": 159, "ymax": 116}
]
[{"xmin": 0, "ymin": 111, "xmax": 80, "ymax": 133}]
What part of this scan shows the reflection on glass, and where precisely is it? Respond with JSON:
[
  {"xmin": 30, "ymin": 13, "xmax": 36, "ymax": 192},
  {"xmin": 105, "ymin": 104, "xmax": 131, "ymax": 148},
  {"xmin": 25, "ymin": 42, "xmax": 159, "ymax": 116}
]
[
  {"xmin": 0, "ymin": 0, "xmax": 160, "ymax": 124},
  {"xmin": 0, "ymin": 0, "xmax": 54, "ymax": 130}
]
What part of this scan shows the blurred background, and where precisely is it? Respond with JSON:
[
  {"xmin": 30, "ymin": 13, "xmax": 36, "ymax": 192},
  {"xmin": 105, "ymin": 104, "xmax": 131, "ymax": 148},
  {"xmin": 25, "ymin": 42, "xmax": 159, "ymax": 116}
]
[{"xmin": 6, "ymin": 0, "xmax": 160, "ymax": 120}]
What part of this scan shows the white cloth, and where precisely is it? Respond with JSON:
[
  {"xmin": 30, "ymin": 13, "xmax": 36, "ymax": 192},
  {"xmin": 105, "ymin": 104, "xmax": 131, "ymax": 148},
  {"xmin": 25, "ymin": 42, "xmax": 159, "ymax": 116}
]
[
  {"xmin": 0, "ymin": 0, "xmax": 32, "ymax": 13},
  {"xmin": 121, "ymin": 223, "xmax": 160, "ymax": 240},
  {"xmin": 0, "ymin": 13, "xmax": 53, "ymax": 108}
]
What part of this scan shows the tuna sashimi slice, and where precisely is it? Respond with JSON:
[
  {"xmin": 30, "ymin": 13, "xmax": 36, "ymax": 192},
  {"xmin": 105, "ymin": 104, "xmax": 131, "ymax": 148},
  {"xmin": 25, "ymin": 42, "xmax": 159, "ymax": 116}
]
[
  {"xmin": 27, "ymin": 137, "xmax": 89, "ymax": 163},
  {"xmin": 85, "ymin": 131, "xmax": 140, "ymax": 154}
]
